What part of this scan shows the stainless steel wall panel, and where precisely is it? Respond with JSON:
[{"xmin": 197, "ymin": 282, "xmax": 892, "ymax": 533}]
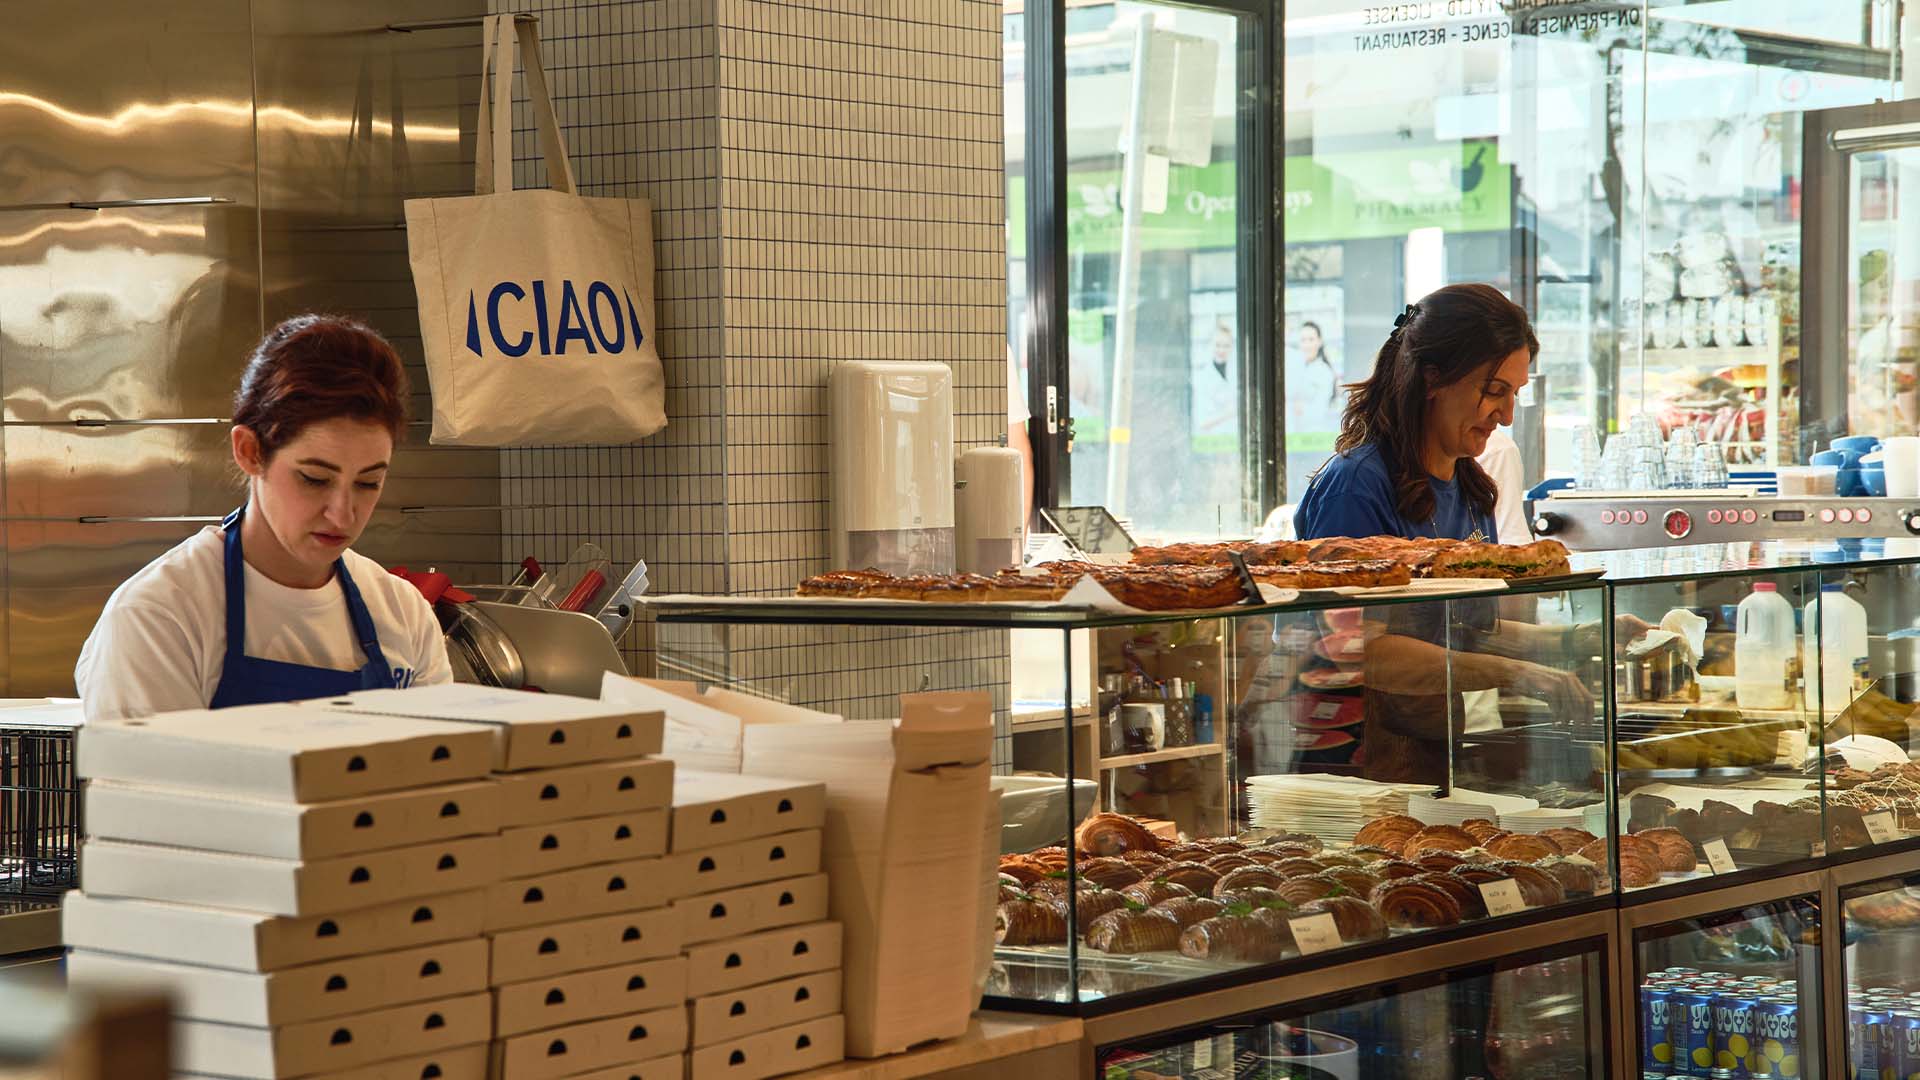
[
  {"xmin": 0, "ymin": 204, "xmax": 263, "ymax": 421},
  {"xmin": 5, "ymin": 520, "xmax": 206, "ymax": 696},
  {"xmin": 253, "ymin": 0, "xmax": 500, "ymax": 582},
  {"xmin": 1, "ymin": 424, "xmax": 235, "ymax": 521},
  {"xmin": 0, "ymin": 1, "xmax": 257, "ymax": 208}
]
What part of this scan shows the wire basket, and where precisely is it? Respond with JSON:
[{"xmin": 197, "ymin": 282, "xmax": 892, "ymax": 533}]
[{"xmin": 0, "ymin": 725, "xmax": 79, "ymax": 897}]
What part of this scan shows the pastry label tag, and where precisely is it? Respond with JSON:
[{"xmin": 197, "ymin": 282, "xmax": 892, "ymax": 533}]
[
  {"xmin": 1702, "ymin": 838, "xmax": 1736, "ymax": 875},
  {"xmin": 1289, "ymin": 912, "xmax": 1342, "ymax": 956},
  {"xmin": 1314, "ymin": 702, "xmax": 1340, "ymax": 720},
  {"xmin": 1191, "ymin": 1037, "xmax": 1214, "ymax": 1069},
  {"xmin": 1478, "ymin": 878, "xmax": 1527, "ymax": 917},
  {"xmin": 1865, "ymin": 812, "xmax": 1899, "ymax": 844}
]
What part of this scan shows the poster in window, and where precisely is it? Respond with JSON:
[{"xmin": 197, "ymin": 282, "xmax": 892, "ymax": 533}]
[
  {"xmin": 1189, "ymin": 289, "xmax": 1238, "ymax": 454},
  {"xmin": 1284, "ymin": 284, "xmax": 1347, "ymax": 501}
]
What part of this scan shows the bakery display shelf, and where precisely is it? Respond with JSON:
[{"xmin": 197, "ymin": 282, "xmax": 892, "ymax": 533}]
[{"xmin": 1097, "ymin": 742, "xmax": 1224, "ymax": 769}]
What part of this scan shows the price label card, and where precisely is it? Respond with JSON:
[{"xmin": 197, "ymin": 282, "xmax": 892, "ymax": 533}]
[
  {"xmin": 1191, "ymin": 1038, "xmax": 1214, "ymax": 1069},
  {"xmin": 1703, "ymin": 838, "xmax": 1736, "ymax": 875},
  {"xmin": 1478, "ymin": 878, "xmax": 1527, "ymax": 917},
  {"xmin": 1314, "ymin": 702, "xmax": 1340, "ymax": 720},
  {"xmin": 1289, "ymin": 912, "xmax": 1343, "ymax": 956},
  {"xmin": 1865, "ymin": 812, "xmax": 1900, "ymax": 844}
]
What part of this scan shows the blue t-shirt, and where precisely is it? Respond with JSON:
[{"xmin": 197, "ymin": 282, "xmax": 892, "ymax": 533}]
[{"xmin": 1295, "ymin": 444, "xmax": 1498, "ymax": 542}]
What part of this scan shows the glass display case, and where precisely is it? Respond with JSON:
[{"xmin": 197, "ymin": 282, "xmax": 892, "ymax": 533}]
[
  {"xmin": 1629, "ymin": 895, "xmax": 1825, "ymax": 1080},
  {"xmin": 1095, "ymin": 937, "xmax": 1610, "ymax": 1080},
  {"xmin": 650, "ymin": 540, "xmax": 1920, "ymax": 1032},
  {"xmin": 1838, "ymin": 871, "xmax": 1920, "ymax": 1080},
  {"xmin": 654, "ymin": 572, "xmax": 1615, "ymax": 1013}
]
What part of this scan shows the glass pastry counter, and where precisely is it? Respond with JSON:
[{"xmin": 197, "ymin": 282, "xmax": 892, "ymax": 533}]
[{"xmin": 653, "ymin": 570, "xmax": 1616, "ymax": 1012}]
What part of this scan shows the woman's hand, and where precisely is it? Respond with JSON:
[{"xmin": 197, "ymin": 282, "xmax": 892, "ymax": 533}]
[
  {"xmin": 1502, "ymin": 659, "xmax": 1596, "ymax": 719},
  {"xmin": 1568, "ymin": 614, "xmax": 1655, "ymax": 659}
]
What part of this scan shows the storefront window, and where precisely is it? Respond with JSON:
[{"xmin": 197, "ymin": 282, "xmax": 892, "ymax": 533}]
[{"xmin": 1280, "ymin": 0, "xmax": 1899, "ymax": 511}]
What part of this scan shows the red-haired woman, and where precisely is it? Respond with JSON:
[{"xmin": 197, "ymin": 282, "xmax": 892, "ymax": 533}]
[{"xmin": 76, "ymin": 315, "xmax": 452, "ymax": 721}]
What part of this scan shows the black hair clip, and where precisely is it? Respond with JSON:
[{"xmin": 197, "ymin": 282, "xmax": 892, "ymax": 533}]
[{"xmin": 1393, "ymin": 303, "xmax": 1421, "ymax": 329}]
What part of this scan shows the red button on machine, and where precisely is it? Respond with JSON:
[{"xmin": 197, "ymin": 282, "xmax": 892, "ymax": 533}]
[
  {"xmin": 1838, "ymin": 508, "xmax": 1855, "ymax": 524},
  {"xmin": 1707, "ymin": 509, "xmax": 1723, "ymax": 524},
  {"xmin": 1664, "ymin": 509, "xmax": 1692, "ymax": 539},
  {"xmin": 1860, "ymin": 508, "xmax": 1874, "ymax": 524},
  {"xmin": 1741, "ymin": 509, "xmax": 1759, "ymax": 524},
  {"xmin": 1632, "ymin": 510, "xmax": 1649, "ymax": 525},
  {"xmin": 1819, "ymin": 508, "xmax": 1836, "ymax": 523},
  {"xmin": 1600, "ymin": 510, "xmax": 1616, "ymax": 525}
]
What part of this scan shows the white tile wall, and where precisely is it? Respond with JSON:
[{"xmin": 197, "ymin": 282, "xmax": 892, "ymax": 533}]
[{"xmin": 490, "ymin": 0, "xmax": 1013, "ymax": 760}]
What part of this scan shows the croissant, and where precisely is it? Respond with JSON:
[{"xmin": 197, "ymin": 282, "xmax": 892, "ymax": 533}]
[
  {"xmin": 1353, "ymin": 814, "xmax": 1423, "ymax": 854},
  {"xmin": 1213, "ymin": 866, "xmax": 1286, "ymax": 897},
  {"xmin": 1414, "ymin": 849, "xmax": 1473, "ymax": 872},
  {"xmin": 1461, "ymin": 818, "xmax": 1502, "ymax": 843},
  {"xmin": 1346, "ymin": 845, "xmax": 1398, "ymax": 863},
  {"xmin": 1316, "ymin": 866, "xmax": 1383, "ymax": 895},
  {"xmin": 1404, "ymin": 825, "xmax": 1478, "ymax": 857},
  {"xmin": 995, "ymin": 896, "xmax": 1068, "ymax": 945},
  {"xmin": 1077, "ymin": 857, "xmax": 1145, "ymax": 890},
  {"xmin": 1535, "ymin": 856, "xmax": 1603, "ymax": 897},
  {"xmin": 1072, "ymin": 887, "xmax": 1130, "ymax": 930},
  {"xmin": 1084, "ymin": 908, "xmax": 1182, "ymax": 954},
  {"xmin": 1205, "ymin": 853, "xmax": 1260, "ymax": 873},
  {"xmin": 1486, "ymin": 834, "xmax": 1560, "ymax": 863},
  {"xmin": 1242, "ymin": 849, "xmax": 1290, "ymax": 867},
  {"xmin": 1275, "ymin": 874, "xmax": 1347, "ymax": 906},
  {"xmin": 997, "ymin": 881, "xmax": 1025, "ymax": 904},
  {"xmin": 1161, "ymin": 842, "xmax": 1214, "ymax": 860},
  {"xmin": 1215, "ymin": 886, "xmax": 1288, "ymax": 910},
  {"xmin": 1120, "ymin": 849, "xmax": 1171, "ymax": 870},
  {"xmin": 1421, "ymin": 871, "xmax": 1486, "ymax": 919},
  {"xmin": 1294, "ymin": 896, "xmax": 1387, "ymax": 945},
  {"xmin": 1618, "ymin": 850, "xmax": 1663, "ymax": 889},
  {"xmin": 1377, "ymin": 859, "xmax": 1427, "ymax": 880},
  {"xmin": 1541, "ymin": 827, "xmax": 1597, "ymax": 854},
  {"xmin": 1179, "ymin": 909, "xmax": 1294, "ymax": 963},
  {"xmin": 1027, "ymin": 846, "xmax": 1070, "ymax": 869},
  {"xmin": 996, "ymin": 861, "xmax": 1046, "ymax": 887},
  {"xmin": 1151, "ymin": 896, "xmax": 1226, "ymax": 928},
  {"xmin": 1315, "ymin": 852, "xmax": 1366, "ymax": 869},
  {"xmin": 1153, "ymin": 862, "xmax": 1221, "ymax": 895},
  {"xmin": 1501, "ymin": 864, "xmax": 1567, "ymax": 908},
  {"xmin": 1635, "ymin": 828, "xmax": 1698, "ymax": 873},
  {"xmin": 1199, "ymin": 838, "xmax": 1248, "ymax": 854},
  {"xmin": 1261, "ymin": 832, "xmax": 1325, "ymax": 854},
  {"xmin": 1370, "ymin": 878, "xmax": 1464, "ymax": 929},
  {"xmin": 1122, "ymin": 880, "xmax": 1194, "ymax": 907},
  {"xmin": 1272, "ymin": 857, "xmax": 1330, "ymax": 879},
  {"xmin": 1077, "ymin": 813, "xmax": 1162, "ymax": 858},
  {"xmin": 1448, "ymin": 864, "xmax": 1509, "ymax": 889}
]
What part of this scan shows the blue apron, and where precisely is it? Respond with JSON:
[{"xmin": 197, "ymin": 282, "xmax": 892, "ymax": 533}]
[{"xmin": 208, "ymin": 507, "xmax": 398, "ymax": 709}]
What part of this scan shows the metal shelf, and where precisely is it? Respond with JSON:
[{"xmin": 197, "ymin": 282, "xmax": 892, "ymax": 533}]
[{"xmin": 1097, "ymin": 742, "xmax": 1224, "ymax": 769}]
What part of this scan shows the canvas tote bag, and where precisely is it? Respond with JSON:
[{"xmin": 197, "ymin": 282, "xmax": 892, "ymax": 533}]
[{"xmin": 405, "ymin": 15, "xmax": 666, "ymax": 446}]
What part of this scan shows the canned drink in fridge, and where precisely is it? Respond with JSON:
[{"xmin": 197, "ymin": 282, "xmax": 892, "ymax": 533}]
[
  {"xmin": 1888, "ymin": 1011, "xmax": 1920, "ymax": 1080},
  {"xmin": 1750, "ymin": 998, "xmax": 1800, "ymax": 1078},
  {"xmin": 1644, "ymin": 984, "xmax": 1676, "ymax": 1073},
  {"xmin": 1671, "ymin": 989, "xmax": 1719, "ymax": 1077},
  {"xmin": 1666, "ymin": 967, "xmax": 1703, "ymax": 977},
  {"xmin": 1712, "ymin": 990, "xmax": 1756, "ymax": 1077},
  {"xmin": 1851, "ymin": 1002, "xmax": 1893, "ymax": 1080}
]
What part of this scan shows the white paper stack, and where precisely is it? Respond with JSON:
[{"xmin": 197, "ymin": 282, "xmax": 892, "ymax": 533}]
[
  {"xmin": 1496, "ymin": 806, "xmax": 1597, "ymax": 834},
  {"xmin": 68, "ymin": 703, "xmax": 505, "ymax": 1079},
  {"xmin": 313, "ymin": 685, "xmax": 688, "ymax": 1080},
  {"xmin": 670, "ymin": 770, "xmax": 844, "ymax": 1080},
  {"xmin": 1407, "ymin": 788, "xmax": 1541, "ymax": 828},
  {"xmin": 1242, "ymin": 774, "xmax": 1435, "ymax": 841}
]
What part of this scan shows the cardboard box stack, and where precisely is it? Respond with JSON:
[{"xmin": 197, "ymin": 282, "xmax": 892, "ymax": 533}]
[
  {"xmin": 668, "ymin": 770, "xmax": 845, "ymax": 1080},
  {"xmin": 65, "ymin": 703, "xmax": 506, "ymax": 1079},
  {"xmin": 311, "ymin": 686, "xmax": 687, "ymax": 1080},
  {"xmin": 603, "ymin": 676, "xmax": 996, "ymax": 1060}
]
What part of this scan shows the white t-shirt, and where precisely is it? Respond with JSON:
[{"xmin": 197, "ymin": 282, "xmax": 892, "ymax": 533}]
[
  {"xmin": 75, "ymin": 526, "xmax": 453, "ymax": 723},
  {"xmin": 1477, "ymin": 428, "xmax": 1531, "ymax": 545}
]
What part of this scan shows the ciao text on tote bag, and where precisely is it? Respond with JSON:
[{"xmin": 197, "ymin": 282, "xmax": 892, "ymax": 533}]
[{"xmin": 404, "ymin": 14, "xmax": 665, "ymax": 446}]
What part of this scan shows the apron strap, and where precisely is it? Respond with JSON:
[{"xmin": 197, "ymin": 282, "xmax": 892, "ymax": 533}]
[
  {"xmin": 221, "ymin": 506, "xmax": 250, "ymax": 664},
  {"xmin": 335, "ymin": 560, "xmax": 396, "ymax": 681}
]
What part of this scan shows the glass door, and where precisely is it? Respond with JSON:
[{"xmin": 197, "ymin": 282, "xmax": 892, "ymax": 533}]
[
  {"xmin": 1840, "ymin": 874, "xmax": 1920, "ymax": 1080},
  {"xmin": 1632, "ymin": 896, "xmax": 1824, "ymax": 1079},
  {"xmin": 1060, "ymin": 1, "xmax": 1268, "ymax": 540},
  {"xmin": 1095, "ymin": 938, "xmax": 1610, "ymax": 1079}
]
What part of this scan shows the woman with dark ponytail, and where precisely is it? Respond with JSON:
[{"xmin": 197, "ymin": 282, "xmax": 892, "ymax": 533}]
[
  {"xmin": 1296, "ymin": 283, "xmax": 1536, "ymax": 542},
  {"xmin": 1285, "ymin": 286, "xmax": 1616, "ymax": 784}
]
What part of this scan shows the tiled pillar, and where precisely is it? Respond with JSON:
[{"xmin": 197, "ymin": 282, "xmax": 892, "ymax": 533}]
[{"xmin": 495, "ymin": 0, "xmax": 1012, "ymax": 752}]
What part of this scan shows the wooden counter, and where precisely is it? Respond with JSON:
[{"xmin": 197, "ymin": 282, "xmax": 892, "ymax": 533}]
[{"xmin": 784, "ymin": 1012, "xmax": 1085, "ymax": 1080}]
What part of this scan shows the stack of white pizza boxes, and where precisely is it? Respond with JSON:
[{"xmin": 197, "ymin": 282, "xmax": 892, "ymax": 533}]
[
  {"xmin": 304, "ymin": 686, "xmax": 687, "ymax": 1080},
  {"xmin": 64, "ymin": 702, "xmax": 506, "ymax": 1080},
  {"xmin": 669, "ymin": 770, "xmax": 845, "ymax": 1080}
]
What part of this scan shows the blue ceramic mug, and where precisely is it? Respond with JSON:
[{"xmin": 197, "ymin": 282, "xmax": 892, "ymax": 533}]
[
  {"xmin": 1863, "ymin": 465, "xmax": 1889, "ymax": 497},
  {"xmin": 1834, "ymin": 435, "xmax": 1883, "ymax": 455}
]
